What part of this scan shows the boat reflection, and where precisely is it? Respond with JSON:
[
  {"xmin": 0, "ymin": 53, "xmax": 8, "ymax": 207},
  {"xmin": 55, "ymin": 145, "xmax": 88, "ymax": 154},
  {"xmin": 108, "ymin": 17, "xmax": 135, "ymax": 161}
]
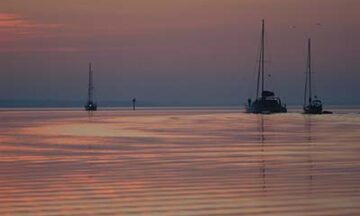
[
  {"xmin": 0, "ymin": 110, "xmax": 359, "ymax": 215},
  {"xmin": 304, "ymin": 115, "xmax": 314, "ymax": 194},
  {"xmin": 257, "ymin": 115, "xmax": 267, "ymax": 193}
]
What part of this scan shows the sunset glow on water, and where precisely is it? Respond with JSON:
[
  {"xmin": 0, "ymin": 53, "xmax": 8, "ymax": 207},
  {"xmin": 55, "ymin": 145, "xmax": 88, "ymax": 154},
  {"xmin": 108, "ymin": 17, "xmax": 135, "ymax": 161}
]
[{"xmin": 0, "ymin": 108, "xmax": 359, "ymax": 215}]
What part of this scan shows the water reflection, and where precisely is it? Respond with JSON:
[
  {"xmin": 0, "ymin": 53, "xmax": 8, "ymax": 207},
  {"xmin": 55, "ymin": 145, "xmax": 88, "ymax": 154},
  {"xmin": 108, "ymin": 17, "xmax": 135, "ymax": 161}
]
[
  {"xmin": 87, "ymin": 110, "xmax": 95, "ymax": 120},
  {"xmin": 0, "ymin": 109, "xmax": 359, "ymax": 215},
  {"xmin": 304, "ymin": 116, "xmax": 314, "ymax": 193},
  {"xmin": 257, "ymin": 115, "xmax": 267, "ymax": 193}
]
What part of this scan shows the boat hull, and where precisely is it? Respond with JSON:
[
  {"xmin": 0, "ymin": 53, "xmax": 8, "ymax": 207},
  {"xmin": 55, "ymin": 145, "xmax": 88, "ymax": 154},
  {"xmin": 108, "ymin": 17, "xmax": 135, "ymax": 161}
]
[
  {"xmin": 303, "ymin": 107, "xmax": 322, "ymax": 114},
  {"xmin": 85, "ymin": 102, "xmax": 97, "ymax": 111},
  {"xmin": 303, "ymin": 107, "xmax": 332, "ymax": 115},
  {"xmin": 303, "ymin": 100, "xmax": 323, "ymax": 114},
  {"xmin": 246, "ymin": 99, "xmax": 287, "ymax": 114}
]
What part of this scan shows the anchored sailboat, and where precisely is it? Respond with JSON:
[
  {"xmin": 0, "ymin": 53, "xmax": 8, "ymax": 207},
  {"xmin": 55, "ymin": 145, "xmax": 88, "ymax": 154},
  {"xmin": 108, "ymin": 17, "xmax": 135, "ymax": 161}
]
[
  {"xmin": 245, "ymin": 20, "xmax": 287, "ymax": 114},
  {"xmin": 303, "ymin": 38, "xmax": 331, "ymax": 114},
  {"xmin": 84, "ymin": 63, "xmax": 97, "ymax": 111}
]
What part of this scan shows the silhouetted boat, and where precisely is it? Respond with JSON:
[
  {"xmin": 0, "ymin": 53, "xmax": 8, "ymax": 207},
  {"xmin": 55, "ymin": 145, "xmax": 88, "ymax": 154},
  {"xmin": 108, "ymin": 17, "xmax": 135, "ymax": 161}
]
[
  {"xmin": 84, "ymin": 63, "xmax": 97, "ymax": 111},
  {"xmin": 303, "ymin": 38, "xmax": 332, "ymax": 114},
  {"xmin": 245, "ymin": 20, "xmax": 287, "ymax": 114}
]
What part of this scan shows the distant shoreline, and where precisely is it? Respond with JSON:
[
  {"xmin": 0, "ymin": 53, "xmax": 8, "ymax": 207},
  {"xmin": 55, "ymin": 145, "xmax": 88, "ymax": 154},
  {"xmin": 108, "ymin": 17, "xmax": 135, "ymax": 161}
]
[
  {"xmin": 0, "ymin": 106, "xmax": 359, "ymax": 113},
  {"xmin": 0, "ymin": 100, "xmax": 359, "ymax": 109}
]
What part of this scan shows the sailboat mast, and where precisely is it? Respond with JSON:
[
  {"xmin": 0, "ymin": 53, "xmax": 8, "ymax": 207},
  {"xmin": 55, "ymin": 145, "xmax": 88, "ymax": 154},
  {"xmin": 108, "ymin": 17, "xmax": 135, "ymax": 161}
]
[
  {"xmin": 304, "ymin": 50, "xmax": 308, "ymax": 108},
  {"xmin": 308, "ymin": 38, "xmax": 312, "ymax": 104},
  {"xmin": 256, "ymin": 20, "xmax": 265, "ymax": 98},
  {"xmin": 256, "ymin": 48, "xmax": 261, "ymax": 98},
  {"xmin": 88, "ymin": 63, "xmax": 93, "ymax": 103},
  {"xmin": 261, "ymin": 19, "xmax": 265, "ymax": 93}
]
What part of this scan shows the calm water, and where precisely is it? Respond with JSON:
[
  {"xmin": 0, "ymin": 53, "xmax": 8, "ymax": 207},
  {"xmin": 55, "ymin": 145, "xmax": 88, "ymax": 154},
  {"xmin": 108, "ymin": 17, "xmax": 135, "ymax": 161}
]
[{"xmin": 0, "ymin": 108, "xmax": 359, "ymax": 215}]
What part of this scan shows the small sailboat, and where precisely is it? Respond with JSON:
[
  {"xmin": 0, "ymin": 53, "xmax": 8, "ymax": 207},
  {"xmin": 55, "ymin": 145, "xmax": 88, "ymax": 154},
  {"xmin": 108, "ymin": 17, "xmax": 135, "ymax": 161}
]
[
  {"xmin": 303, "ymin": 38, "xmax": 331, "ymax": 114},
  {"xmin": 84, "ymin": 63, "xmax": 97, "ymax": 111},
  {"xmin": 245, "ymin": 20, "xmax": 287, "ymax": 114}
]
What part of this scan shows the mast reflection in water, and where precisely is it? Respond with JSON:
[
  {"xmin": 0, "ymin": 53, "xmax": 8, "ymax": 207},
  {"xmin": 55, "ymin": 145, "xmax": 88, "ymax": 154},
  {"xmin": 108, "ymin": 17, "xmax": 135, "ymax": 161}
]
[{"xmin": 0, "ymin": 109, "xmax": 359, "ymax": 215}]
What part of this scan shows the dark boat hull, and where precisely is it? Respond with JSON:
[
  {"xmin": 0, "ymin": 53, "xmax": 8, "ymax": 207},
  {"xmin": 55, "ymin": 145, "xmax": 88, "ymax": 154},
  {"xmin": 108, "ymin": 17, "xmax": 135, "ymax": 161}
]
[
  {"xmin": 246, "ymin": 99, "xmax": 287, "ymax": 114},
  {"xmin": 303, "ymin": 100, "xmax": 325, "ymax": 114},
  {"xmin": 303, "ymin": 106, "xmax": 322, "ymax": 114},
  {"xmin": 303, "ymin": 107, "xmax": 332, "ymax": 115},
  {"xmin": 85, "ymin": 102, "xmax": 97, "ymax": 111}
]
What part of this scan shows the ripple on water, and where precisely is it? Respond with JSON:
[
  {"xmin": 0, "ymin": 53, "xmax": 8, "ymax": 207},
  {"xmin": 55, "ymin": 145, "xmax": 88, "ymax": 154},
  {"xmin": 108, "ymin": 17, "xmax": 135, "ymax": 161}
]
[{"xmin": 0, "ymin": 109, "xmax": 359, "ymax": 215}]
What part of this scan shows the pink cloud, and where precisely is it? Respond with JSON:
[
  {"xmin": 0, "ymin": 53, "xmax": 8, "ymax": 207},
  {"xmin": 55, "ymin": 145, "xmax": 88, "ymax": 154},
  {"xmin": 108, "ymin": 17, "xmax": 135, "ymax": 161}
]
[
  {"xmin": 0, "ymin": 12, "xmax": 63, "ymax": 41},
  {"xmin": 0, "ymin": 47, "xmax": 85, "ymax": 53},
  {"xmin": 0, "ymin": 12, "xmax": 70, "ymax": 52},
  {"xmin": 0, "ymin": 13, "xmax": 62, "ymax": 28}
]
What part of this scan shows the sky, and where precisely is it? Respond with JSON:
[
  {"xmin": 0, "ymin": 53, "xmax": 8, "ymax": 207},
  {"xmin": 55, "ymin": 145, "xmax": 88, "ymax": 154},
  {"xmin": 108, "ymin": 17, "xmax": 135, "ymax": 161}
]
[{"xmin": 0, "ymin": 0, "xmax": 359, "ymax": 106}]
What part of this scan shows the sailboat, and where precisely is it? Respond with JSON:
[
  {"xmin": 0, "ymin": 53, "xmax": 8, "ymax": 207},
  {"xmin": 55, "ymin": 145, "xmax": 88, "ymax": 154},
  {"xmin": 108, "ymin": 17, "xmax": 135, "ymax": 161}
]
[
  {"xmin": 84, "ymin": 63, "xmax": 97, "ymax": 111},
  {"xmin": 245, "ymin": 20, "xmax": 287, "ymax": 114},
  {"xmin": 303, "ymin": 38, "xmax": 332, "ymax": 114}
]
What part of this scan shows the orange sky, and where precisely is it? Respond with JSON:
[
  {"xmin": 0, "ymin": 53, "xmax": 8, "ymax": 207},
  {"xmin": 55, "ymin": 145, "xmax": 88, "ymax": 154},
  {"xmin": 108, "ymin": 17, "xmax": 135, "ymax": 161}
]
[{"xmin": 0, "ymin": 0, "xmax": 359, "ymax": 105}]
